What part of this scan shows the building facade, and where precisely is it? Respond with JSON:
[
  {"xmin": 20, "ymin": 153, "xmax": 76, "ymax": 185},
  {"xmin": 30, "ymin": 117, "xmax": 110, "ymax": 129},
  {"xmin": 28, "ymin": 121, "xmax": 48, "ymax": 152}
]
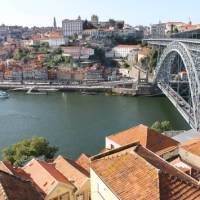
[
  {"xmin": 62, "ymin": 19, "xmax": 83, "ymax": 37},
  {"xmin": 106, "ymin": 45, "xmax": 141, "ymax": 58}
]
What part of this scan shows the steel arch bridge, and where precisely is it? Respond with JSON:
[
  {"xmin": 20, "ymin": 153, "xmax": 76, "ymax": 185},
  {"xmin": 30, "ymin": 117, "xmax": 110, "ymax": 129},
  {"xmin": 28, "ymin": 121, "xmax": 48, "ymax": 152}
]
[{"xmin": 144, "ymin": 39, "xmax": 200, "ymax": 130}]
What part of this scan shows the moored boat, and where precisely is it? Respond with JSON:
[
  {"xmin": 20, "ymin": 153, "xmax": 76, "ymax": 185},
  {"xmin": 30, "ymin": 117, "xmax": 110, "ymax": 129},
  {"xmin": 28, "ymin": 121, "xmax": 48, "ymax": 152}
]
[
  {"xmin": 81, "ymin": 91, "xmax": 97, "ymax": 95},
  {"xmin": 0, "ymin": 91, "xmax": 9, "ymax": 99}
]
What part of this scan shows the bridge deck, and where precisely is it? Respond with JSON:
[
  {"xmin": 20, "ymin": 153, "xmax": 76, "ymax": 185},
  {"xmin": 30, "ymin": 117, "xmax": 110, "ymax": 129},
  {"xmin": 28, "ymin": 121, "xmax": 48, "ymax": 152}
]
[
  {"xmin": 144, "ymin": 38, "xmax": 200, "ymax": 45},
  {"xmin": 158, "ymin": 82, "xmax": 195, "ymax": 129}
]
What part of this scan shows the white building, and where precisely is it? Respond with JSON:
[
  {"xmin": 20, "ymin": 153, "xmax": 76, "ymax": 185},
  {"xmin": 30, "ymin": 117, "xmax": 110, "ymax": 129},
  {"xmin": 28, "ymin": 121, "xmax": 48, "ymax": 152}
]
[
  {"xmin": 62, "ymin": 19, "xmax": 83, "ymax": 37},
  {"xmin": 48, "ymin": 37, "xmax": 68, "ymax": 46},
  {"xmin": 106, "ymin": 45, "xmax": 141, "ymax": 58},
  {"xmin": 151, "ymin": 22, "xmax": 185, "ymax": 38}
]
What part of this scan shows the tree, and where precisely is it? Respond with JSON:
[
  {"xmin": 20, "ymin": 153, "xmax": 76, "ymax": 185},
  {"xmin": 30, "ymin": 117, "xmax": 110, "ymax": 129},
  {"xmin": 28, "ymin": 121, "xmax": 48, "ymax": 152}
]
[
  {"xmin": 14, "ymin": 48, "xmax": 30, "ymax": 60},
  {"xmin": 93, "ymin": 48, "xmax": 105, "ymax": 64},
  {"xmin": 2, "ymin": 137, "xmax": 58, "ymax": 166},
  {"xmin": 109, "ymin": 19, "xmax": 116, "ymax": 27},
  {"xmin": 52, "ymin": 47, "xmax": 63, "ymax": 55},
  {"xmin": 151, "ymin": 121, "xmax": 172, "ymax": 133},
  {"xmin": 83, "ymin": 20, "xmax": 96, "ymax": 30},
  {"xmin": 116, "ymin": 21, "xmax": 124, "ymax": 30},
  {"xmin": 147, "ymin": 48, "xmax": 158, "ymax": 72},
  {"xmin": 91, "ymin": 15, "xmax": 99, "ymax": 23}
]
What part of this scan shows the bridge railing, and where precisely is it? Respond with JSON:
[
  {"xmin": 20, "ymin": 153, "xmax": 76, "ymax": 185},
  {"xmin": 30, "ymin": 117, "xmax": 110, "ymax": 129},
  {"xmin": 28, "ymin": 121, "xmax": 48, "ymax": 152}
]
[{"xmin": 158, "ymin": 81, "xmax": 195, "ymax": 129}]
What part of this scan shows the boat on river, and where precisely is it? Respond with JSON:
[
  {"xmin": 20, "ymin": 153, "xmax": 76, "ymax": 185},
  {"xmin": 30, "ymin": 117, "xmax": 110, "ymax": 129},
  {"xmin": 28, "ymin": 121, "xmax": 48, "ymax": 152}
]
[
  {"xmin": 26, "ymin": 86, "xmax": 47, "ymax": 95},
  {"xmin": 81, "ymin": 91, "xmax": 97, "ymax": 95},
  {"xmin": 0, "ymin": 90, "xmax": 9, "ymax": 99}
]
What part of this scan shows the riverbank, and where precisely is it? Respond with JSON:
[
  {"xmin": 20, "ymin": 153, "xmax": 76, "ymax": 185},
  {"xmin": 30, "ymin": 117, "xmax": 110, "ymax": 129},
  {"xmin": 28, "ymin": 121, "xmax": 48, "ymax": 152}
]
[
  {"xmin": 0, "ymin": 80, "xmax": 159, "ymax": 96},
  {"xmin": 0, "ymin": 81, "xmax": 113, "ymax": 93}
]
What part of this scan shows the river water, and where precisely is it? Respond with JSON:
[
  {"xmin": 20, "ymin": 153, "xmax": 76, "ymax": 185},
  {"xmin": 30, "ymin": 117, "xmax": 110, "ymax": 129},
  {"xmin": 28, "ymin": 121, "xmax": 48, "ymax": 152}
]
[{"xmin": 0, "ymin": 92, "xmax": 189, "ymax": 159}]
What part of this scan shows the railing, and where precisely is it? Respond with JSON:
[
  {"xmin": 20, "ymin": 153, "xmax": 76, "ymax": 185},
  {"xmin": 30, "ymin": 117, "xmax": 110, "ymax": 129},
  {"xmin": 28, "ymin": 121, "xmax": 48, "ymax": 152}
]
[{"xmin": 158, "ymin": 81, "xmax": 195, "ymax": 129}]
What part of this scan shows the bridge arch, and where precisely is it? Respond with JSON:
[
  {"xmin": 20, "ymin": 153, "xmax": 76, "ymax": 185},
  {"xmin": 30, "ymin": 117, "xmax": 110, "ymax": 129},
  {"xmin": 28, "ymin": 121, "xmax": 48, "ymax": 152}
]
[{"xmin": 154, "ymin": 41, "xmax": 200, "ymax": 130}]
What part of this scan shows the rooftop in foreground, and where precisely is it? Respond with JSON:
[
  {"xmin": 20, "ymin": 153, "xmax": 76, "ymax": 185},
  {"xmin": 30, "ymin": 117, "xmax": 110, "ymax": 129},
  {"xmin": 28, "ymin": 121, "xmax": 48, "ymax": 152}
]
[
  {"xmin": 107, "ymin": 124, "xmax": 179, "ymax": 154},
  {"xmin": 91, "ymin": 142, "xmax": 200, "ymax": 200}
]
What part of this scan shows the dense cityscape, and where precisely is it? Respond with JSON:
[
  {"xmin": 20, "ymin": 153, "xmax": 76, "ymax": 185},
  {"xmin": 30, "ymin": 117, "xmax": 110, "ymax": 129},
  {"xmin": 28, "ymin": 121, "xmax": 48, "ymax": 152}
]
[{"xmin": 1, "ymin": 1, "xmax": 200, "ymax": 200}]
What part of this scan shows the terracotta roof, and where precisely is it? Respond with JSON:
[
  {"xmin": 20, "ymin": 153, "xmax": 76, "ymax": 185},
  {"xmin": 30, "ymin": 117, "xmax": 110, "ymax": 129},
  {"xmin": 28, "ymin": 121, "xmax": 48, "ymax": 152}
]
[
  {"xmin": 0, "ymin": 161, "xmax": 30, "ymax": 180},
  {"xmin": 180, "ymin": 136, "xmax": 200, "ymax": 156},
  {"xmin": 91, "ymin": 143, "xmax": 160, "ymax": 200},
  {"xmin": 75, "ymin": 154, "xmax": 91, "ymax": 173},
  {"xmin": 53, "ymin": 155, "xmax": 89, "ymax": 189},
  {"xmin": 83, "ymin": 29, "xmax": 98, "ymax": 32},
  {"xmin": 169, "ymin": 157, "xmax": 191, "ymax": 173},
  {"xmin": 0, "ymin": 161, "xmax": 16, "ymax": 175},
  {"xmin": 159, "ymin": 173, "xmax": 200, "ymax": 200},
  {"xmin": 37, "ymin": 160, "xmax": 72, "ymax": 184},
  {"xmin": 23, "ymin": 159, "xmax": 73, "ymax": 195},
  {"xmin": 135, "ymin": 145, "xmax": 199, "ymax": 186},
  {"xmin": 0, "ymin": 170, "xmax": 43, "ymax": 200},
  {"xmin": 138, "ymin": 47, "xmax": 151, "ymax": 56},
  {"xmin": 91, "ymin": 143, "xmax": 200, "ymax": 200},
  {"xmin": 107, "ymin": 124, "xmax": 179, "ymax": 154}
]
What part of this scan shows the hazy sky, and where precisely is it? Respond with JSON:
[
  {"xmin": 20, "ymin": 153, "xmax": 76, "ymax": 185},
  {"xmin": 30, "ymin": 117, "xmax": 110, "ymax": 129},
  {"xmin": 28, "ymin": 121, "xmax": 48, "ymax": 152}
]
[{"xmin": 0, "ymin": 0, "xmax": 199, "ymax": 27}]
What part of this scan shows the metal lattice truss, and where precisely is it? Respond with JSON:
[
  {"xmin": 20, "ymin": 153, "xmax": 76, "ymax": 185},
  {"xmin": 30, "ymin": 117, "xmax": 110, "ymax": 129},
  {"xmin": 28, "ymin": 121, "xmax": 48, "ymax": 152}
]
[{"xmin": 154, "ymin": 41, "xmax": 200, "ymax": 130}]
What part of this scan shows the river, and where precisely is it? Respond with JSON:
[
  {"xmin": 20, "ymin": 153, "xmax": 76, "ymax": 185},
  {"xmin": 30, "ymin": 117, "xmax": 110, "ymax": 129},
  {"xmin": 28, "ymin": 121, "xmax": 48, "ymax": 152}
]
[{"xmin": 0, "ymin": 92, "xmax": 189, "ymax": 159}]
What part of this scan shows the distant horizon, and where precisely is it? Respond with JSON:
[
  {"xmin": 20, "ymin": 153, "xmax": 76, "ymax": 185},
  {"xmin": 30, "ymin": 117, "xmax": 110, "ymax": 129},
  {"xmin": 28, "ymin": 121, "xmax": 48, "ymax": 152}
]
[{"xmin": 0, "ymin": 0, "xmax": 199, "ymax": 27}]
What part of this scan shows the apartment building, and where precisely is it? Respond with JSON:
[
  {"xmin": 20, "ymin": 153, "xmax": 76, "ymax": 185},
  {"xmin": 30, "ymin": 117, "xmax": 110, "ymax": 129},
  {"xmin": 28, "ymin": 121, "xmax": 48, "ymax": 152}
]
[
  {"xmin": 62, "ymin": 19, "xmax": 83, "ymax": 37},
  {"xmin": 151, "ymin": 22, "xmax": 185, "ymax": 38}
]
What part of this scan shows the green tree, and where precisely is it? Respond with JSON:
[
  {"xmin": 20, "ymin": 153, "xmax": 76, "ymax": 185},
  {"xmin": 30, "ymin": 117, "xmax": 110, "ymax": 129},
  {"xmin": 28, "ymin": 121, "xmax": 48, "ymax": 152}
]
[
  {"xmin": 2, "ymin": 137, "xmax": 58, "ymax": 166},
  {"xmin": 14, "ymin": 48, "xmax": 30, "ymax": 60},
  {"xmin": 83, "ymin": 20, "xmax": 96, "ymax": 30},
  {"xmin": 51, "ymin": 47, "xmax": 63, "ymax": 55},
  {"xmin": 109, "ymin": 19, "xmax": 116, "ymax": 27},
  {"xmin": 116, "ymin": 21, "xmax": 124, "ymax": 29},
  {"xmin": 93, "ymin": 48, "xmax": 105, "ymax": 64},
  {"xmin": 151, "ymin": 121, "xmax": 172, "ymax": 133},
  {"xmin": 147, "ymin": 48, "xmax": 158, "ymax": 72}
]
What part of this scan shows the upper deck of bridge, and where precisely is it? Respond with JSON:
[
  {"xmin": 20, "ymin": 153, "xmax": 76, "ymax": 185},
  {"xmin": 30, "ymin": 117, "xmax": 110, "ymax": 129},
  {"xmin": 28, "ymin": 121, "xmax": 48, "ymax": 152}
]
[{"xmin": 143, "ymin": 38, "xmax": 200, "ymax": 46}]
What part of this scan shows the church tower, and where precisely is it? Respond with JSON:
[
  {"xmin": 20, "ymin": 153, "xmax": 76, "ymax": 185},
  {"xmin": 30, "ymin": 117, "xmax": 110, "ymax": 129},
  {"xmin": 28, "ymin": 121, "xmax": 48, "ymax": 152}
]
[{"xmin": 53, "ymin": 17, "xmax": 57, "ymax": 29}]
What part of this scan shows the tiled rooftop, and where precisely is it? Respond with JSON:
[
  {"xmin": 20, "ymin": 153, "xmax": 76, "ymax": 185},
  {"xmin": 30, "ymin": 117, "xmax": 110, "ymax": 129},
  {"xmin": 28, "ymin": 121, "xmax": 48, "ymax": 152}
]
[
  {"xmin": 107, "ymin": 124, "xmax": 179, "ymax": 154},
  {"xmin": 53, "ymin": 155, "xmax": 89, "ymax": 189},
  {"xmin": 180, "ymin": 136, "xmax": 200, "ymax": 156},
  {"xmin": 91, "ymin": 142, "xmax": 200, "ymax": 200},
  {"xmin": 0, "ymin": 170, "xmax": 43, "ymax": 200},
  {"xmin": 91, "ymin": 145, "xmax": 160, "ymax": 200},
  {"xmin": 75, "ymin": 153, "xmax": 91, "ymax": 173},
  {"xmin": 23, "ymin": 159, "xmax": 73, "ymax": 195}
]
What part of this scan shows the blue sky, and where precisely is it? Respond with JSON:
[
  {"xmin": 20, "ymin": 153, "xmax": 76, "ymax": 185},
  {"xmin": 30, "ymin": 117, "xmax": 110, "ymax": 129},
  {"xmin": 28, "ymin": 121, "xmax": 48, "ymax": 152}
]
[{"xmin": 0, "ymin": 0, "xmax": 199, "ymax": 27}]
